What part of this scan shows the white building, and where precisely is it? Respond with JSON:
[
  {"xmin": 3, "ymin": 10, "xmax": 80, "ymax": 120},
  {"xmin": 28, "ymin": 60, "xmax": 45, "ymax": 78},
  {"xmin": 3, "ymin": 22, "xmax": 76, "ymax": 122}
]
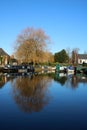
[{"xmin": 78, "ymin": 54, "xmax": 87, "ymax": 64}]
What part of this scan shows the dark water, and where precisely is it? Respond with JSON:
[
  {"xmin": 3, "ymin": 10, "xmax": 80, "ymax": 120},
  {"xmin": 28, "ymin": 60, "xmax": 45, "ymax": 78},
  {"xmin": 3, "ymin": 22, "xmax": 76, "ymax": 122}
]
[{"xmin": 0, "ymin": 73, "xmax": 87, "ymax": 130}]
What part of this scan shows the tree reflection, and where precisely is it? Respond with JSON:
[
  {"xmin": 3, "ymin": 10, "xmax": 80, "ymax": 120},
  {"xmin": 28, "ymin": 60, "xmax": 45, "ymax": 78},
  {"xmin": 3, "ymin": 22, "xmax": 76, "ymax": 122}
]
[
  {"xmin": 11, "ymin": 75, "xmax": 52, "ymax": 113},
  {"xmin": 71, "ymin": 75, "xmax": 79, "ymax": 88},
  {"xmin": 54, "ymin": 73, "xmax": 67, "ymax": 86}
]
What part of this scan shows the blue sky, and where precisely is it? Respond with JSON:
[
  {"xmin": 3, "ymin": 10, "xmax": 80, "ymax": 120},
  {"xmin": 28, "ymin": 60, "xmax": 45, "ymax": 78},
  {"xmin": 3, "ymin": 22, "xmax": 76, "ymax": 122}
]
[{"xmin": 0, "ymin": 0, "xmax": 87, "ymax": 55}]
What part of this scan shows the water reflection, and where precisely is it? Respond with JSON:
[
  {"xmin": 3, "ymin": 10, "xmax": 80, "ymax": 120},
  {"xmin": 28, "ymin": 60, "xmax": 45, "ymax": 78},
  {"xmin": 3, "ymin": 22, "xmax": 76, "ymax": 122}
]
[
  {"xmin": 55, "ymin": 73, "xmax": 87, "ymax": 89},
  {"xmin": 54, "ymin": 73, "xmax": 67, "ymax": 85},
  {"xmin": 0, "ymin": 72, "xmax": 87, "ymax": 113},
  {"xmin": 11, "ymin": 75, "xmax": 52, "ymax": 113},
  {"xmin": 46, "ymin": 72, "xmax": 87, "ymax": 89},
  {"xmin": 0, "ymin": 74, "xmax": 6, "ymax": 88},
  {"xmin": 0, "ymin": 73, "xmax": 13, "ymax": 88},
  {"xmin": 0, "ymin": 72, "xmax": 87, "ymax": 90},
  {"xmin": 1, "ymin": 72, "xmax": 87, "ymax": 129},
  {"xmin": 71, "ymin": 74, "xmax": 87, "ymax": 88},
  {"xmin": 0, "ymin": 73, "xmax": 17, "ymax": 89}
]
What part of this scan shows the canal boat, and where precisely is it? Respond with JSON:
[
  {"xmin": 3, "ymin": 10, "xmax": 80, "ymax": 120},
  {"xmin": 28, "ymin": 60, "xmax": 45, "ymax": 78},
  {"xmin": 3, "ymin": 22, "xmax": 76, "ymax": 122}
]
[
  {"xmin": 2, "ymin": 64, "xmax": 35, "ymax": 73},
  {"xmin": 66, "ymin": 66, "xmax": 75, "ymax": 74}
]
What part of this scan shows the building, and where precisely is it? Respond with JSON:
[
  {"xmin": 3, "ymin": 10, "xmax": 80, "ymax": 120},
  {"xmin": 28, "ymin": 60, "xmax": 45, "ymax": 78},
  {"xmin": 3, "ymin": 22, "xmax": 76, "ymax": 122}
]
[
  {"xmin": 0, "ymin": 48, "xmax": 10, "ymax": 65},
  {"xmin": 9, "ymin": 58, "xmax": 18, "ymax": 65},
  {"xmin": 78, "ymin": 54, "xmax": 87, "ymax": 64}
]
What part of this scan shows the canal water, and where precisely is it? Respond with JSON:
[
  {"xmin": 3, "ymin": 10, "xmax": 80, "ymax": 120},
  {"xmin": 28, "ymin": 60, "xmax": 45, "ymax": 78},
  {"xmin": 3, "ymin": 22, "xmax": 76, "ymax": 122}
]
[{"xmin": 0, "ymin": 72, "xmax": 87, "ymax": 130}]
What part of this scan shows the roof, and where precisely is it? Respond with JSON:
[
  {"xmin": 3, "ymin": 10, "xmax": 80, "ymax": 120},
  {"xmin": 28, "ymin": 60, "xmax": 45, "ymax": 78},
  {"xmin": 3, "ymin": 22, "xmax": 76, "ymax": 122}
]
[
  {"xmin": 0, "ymin": 48, "xmax": 9, "ymax": 57},
  {"xmin": 78, "ymin": 54, "xmax": 87, "ymax": 59}
]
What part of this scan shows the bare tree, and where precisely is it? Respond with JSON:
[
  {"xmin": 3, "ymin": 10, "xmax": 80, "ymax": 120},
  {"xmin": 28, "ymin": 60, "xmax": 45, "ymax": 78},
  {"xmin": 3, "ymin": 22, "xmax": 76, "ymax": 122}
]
[
  {"xmin": 71, "ymin": 48, "xmax": 80, "ymax": 65},
  {"xmin": 66, "ymin": 47, "xmax": 72, "ymax": 63},
  {"xmin": 14, "ymin": 27, "xmax": 51, "ymax": 64}
]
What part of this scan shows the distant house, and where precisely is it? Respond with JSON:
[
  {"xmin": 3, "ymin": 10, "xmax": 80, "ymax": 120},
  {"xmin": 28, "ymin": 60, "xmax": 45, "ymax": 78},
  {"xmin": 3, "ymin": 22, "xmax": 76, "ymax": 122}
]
[
  {"xmin": 78, "ymin": 54, "xmax": 87, "ymax": 64},
  {"xmin": 0, "ymin": 48, "xmax": 10, "ymax": 65},
  {"xmin": 9, "ymin": 58, "xmax": 18, "ymax": 65}
]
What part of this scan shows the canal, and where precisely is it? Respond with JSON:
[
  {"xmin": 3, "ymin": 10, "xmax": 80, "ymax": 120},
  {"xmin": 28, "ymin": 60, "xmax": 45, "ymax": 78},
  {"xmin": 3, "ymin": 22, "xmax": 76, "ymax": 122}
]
[{"xmin": 0, "ymin": 72, "xmax": 87, "ymax": 130}]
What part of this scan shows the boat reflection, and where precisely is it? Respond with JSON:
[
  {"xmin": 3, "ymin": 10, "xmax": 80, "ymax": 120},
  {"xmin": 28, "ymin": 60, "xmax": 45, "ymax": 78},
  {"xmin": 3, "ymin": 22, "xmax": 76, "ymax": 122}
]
[
  {"xmin": 54, "ymin": 72, "xmax": 67, "ymax": 86},
  {"xmin": 53, "ymin": 72, "xmax": 87, "ymax": 89}
]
